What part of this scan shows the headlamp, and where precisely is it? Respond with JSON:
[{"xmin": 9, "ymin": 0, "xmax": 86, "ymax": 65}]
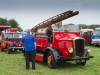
[{"xmin": 68, "ymin": 47, "xmax": 73, "ymax": 53}]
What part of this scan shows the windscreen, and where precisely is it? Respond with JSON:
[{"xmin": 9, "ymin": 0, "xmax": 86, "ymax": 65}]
[
  {"xmin": 4, "ymin": 33, "xmax": 13, "ymax": 38},
  {"xmin": 4, "ymin": 33, "xmax": 23, "ymax": 38},
  {"xmin": 93, "ymin": 31, "xmax": 100, "ymax": 35},
  {"xmin": 13, "ymin": 33, "xmax": 23, "ymax": 38},
  {"xmin": 62, "ymin": 25, "xmax": 79, "ymax": 32}
]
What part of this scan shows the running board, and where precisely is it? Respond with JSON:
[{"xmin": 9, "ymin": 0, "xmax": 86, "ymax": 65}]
[{"xmin": 36, "ymin": 53, "xmax": 44, "ymax": 62}]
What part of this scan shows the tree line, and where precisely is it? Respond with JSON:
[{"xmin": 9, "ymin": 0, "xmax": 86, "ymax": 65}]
[
  {"xmin": 78, "ymin": 24, "xmax": 100, "ymax": 29},
  {"xmin": 0, "ymin": 17, "xmax": 23, "ymax": 31},
  {"xmin": 1, "ymin": 17, "xmax": 100, "ymax": 31},
  {"xmin": 64, "ymin": 23, "xmax": 100, "ymax": 29}
]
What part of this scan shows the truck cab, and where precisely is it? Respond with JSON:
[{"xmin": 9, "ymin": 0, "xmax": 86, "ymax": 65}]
[{"xmin": 91, "ymin": 28, "xmax": 100, "ymax": 46}]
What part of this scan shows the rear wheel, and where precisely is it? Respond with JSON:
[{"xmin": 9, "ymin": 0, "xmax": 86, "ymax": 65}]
[
  {"xmin": 0, "ymin": 44, "xmax": 3, "ymax": 51},
  {"xmin": 47, "ymin": 51, "xmax": 56, "ymax": 69},
  {"xmin": 23, "ymin": 50, "xmax": 25, "ymax": 56},
  {"xmin": 85, "ymin": 40, "xmax": 89, "ymax": 46},
  {"xmin": 6, "ymin": 45, "xmax": 11, "ymax": 54}
]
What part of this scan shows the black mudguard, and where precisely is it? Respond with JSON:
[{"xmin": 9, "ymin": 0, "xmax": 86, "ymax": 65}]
[{"xmin": 47, "ymin": 47, "xmax": 60, "ymax": 62}]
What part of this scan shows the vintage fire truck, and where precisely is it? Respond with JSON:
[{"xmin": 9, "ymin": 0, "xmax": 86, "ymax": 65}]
[
  {"xmin": 31, "ymin": 10, "xmax": 93, "ymax": 69},
  {"xmin": 0, "ymin": 27, "xmax": 24, "ymax": 54},
  {"xmin": 80, "ymin": 29, "xmax": 94, "ymax": 45}
]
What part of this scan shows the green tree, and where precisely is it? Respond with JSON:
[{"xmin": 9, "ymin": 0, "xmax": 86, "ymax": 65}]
[
  {"xmin": 8, "ymin": 18, "xmax": 23, "ymax": 31},
  {"xmin": 78, "ymin": 24, "xmax": 88, "ymax": 29},
  {"xmin": 8, "ymin": 19, "xmax": 19, "ymax": 28},
  {"xmin": 0, "ymin": 17, "xmax": 7, "ymax": 25},
  {"xmin": 67, "ymin": 23, "xmax": 74, "ymax": 25},
  {"xmin": 0, "ymin": 17, "xmax": 23, "ymax": 31}
]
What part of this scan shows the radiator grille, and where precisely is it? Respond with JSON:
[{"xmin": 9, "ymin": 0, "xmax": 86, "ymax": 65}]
[{"xmin": 74, "ymin": 39, "xmax": 84, "ymax": 56}]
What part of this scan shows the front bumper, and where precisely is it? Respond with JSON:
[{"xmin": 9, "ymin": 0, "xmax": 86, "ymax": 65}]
[
  {"xmin": 8, "ymin": 47, "xmax": 24, "ymax": 50},
  {"xmin": 91, "ymin": 42, "xmax": 100, "ymax": 45},
  {"xmin": 60, "ymin": 56, "xmax": 94, "ymax": 61}
]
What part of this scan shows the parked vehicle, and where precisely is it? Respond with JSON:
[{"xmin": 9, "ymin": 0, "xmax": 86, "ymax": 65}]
[
  {"xmin": 91, "ymin": 28, "xmax": 100, "ymax": 46},
  {"xmin": 80, "ymin": 29, "xmax": 94, "ymax": 45},
  {"xmin": 0, "ymin": 28, "xmax": 24, "ymax": 54},
  {"xmin": 29, "ymin": 10, "xmax": 94, "ymax": 69},
  {"xmin": 0, "ymin": 25, "xmax": 11, "ymax": 41}
]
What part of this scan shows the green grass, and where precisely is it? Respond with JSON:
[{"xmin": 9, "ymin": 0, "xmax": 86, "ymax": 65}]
[{"xmin": 0, "ymin": 46, "xmax": 100, "ymax": 75}]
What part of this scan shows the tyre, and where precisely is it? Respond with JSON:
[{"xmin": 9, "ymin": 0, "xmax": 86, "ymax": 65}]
[
  {"xmin": 85, "ymin": 40, "xmax": 89, "ymax": 46},
  {"xmin": 6, "ymin": 45, "xmax": 11, "ymax": 54},
  {"xmin": 75, "ymin": 60, "xmax": 81, "ymax": 65},
  {"xmin": 0, "ymin": 44, "xmax": 3, "ymax": 51},
  {"xmin": 80, "ymin": 60, "xmax": 86, "ymax": 66},
  {"xmin": 75, "ymin": 59, "xmax": 86, "ymax": 66},
  {"xmin": 23, "ymin": 50, "xmax": 25, "ymax": 56},
  {"xmin": 47, "ymin": 51, "xmax": 56, "ymax": 69}
]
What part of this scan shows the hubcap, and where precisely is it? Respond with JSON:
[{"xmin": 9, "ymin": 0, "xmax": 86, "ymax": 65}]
[{"xmin": 48, "ymin": 54, "xmax": 53, "ymax": 66}]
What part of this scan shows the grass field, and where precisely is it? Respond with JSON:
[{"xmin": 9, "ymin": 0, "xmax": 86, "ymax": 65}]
[{"xmin": 0, "ymin": 46, "xmax": 100, "ymax": 75}]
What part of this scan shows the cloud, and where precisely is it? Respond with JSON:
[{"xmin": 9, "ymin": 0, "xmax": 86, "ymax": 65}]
[
  {"xmin": 0, "ymin": 0, "xmax": 100, "ymax": 30},
  {"xmin": 0, "ymin": 0, "xmax": 99, "ymax": 11}
]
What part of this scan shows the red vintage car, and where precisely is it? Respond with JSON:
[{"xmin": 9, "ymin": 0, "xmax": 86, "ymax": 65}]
[{"xmin": 30, "ymin": 10, "xmax": 94, "ymax": 69}]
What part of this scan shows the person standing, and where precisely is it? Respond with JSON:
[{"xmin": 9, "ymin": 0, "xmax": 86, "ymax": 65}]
[
  {"xmin": 46, "ymin": 26, "xmax": 53, "ymax": 46},
  {"xmin": 21, "ymin": 29, "xmax": 36, "ymax": 70}
]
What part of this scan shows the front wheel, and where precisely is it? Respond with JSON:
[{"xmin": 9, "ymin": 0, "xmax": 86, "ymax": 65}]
[
  {"xmin": 75, "ymin": 59, "xmax": 86, "ymax": 66},
  {"xmin": 47, "ymin": 51, "xmax": 56, "ymax": 69},
  {"xmin": 80, "ymin": 60, "xmax": 86, "ymax": 66}
]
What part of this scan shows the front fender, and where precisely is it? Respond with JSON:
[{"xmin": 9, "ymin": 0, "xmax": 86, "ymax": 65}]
[{"xmin": 47, "ymin": 47, "xmax": 60, "ymax": 62}]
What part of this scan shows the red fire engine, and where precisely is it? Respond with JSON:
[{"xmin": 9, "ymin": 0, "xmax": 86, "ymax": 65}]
[
  {"xmin": 31, "ymin": 10, "xmax": 93, "ymax": 69},
  {"xmin": 0, "ymin": 27, "xmax": 24, "ymax": 54}
]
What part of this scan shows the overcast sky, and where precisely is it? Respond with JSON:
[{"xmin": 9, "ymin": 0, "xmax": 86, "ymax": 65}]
[{"xmin": 0, "ymin": 0, "xmax": 100, "ymax": 30}]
